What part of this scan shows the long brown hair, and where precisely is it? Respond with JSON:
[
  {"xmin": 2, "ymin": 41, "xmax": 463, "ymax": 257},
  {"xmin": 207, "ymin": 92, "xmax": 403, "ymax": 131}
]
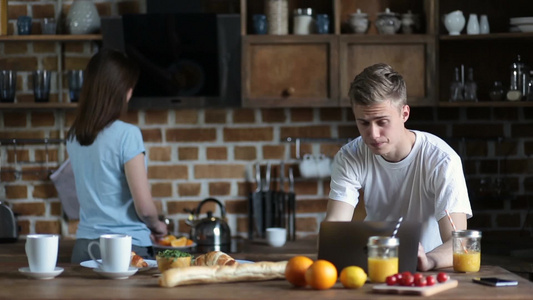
[{"xmin": 68, "ymin": 48, "xmax": 140, "ymax": 146}]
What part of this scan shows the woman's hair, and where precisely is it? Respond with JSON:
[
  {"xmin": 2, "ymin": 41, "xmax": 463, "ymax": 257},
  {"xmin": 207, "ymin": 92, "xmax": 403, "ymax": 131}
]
[
  {"xmin": 348, "ymin": 63, "xmax": 407, "ymax": 109},
  {"xmin": 68, "ymin": 48, "xmax": 140, "ymax": 146}
]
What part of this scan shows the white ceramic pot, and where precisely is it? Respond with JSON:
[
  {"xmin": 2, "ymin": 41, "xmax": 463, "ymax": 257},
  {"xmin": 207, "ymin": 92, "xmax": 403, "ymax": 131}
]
[
  {"xmin": 444, "ymin": 10, "xmax": 465, "ymax": 35},
  {"xmin": 349, "ymin": 9, "xmax": 369, "ymax": 34},
  {"xmin": 66, "ymin": 0, "xmax": 101, "ymax": 34}
]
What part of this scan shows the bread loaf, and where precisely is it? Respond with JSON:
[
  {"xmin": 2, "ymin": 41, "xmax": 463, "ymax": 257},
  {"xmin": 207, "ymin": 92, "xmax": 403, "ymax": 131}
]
[
  {"xmin": 193, "ymin": 251, "xmax": 237, "ymax": 266},
  {"xmin": 159, "ymin": 261, "xmax": 288, "ymax": 287}
]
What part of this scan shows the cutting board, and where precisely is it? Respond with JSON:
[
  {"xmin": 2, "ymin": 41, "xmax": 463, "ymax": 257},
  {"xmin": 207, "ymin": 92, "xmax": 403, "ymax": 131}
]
[{"xmin": 373, "ymin": 279, "xmax": 459, "ymax": 296}]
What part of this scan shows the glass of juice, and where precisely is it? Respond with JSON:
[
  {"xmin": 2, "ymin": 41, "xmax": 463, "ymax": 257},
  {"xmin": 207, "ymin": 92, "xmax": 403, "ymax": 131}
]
[
  {"xmin": 452, "ymin": 230, "xmax": 482, "ymax": 272},
  {"xmin": 367, "ymin": 236, "xmax": 399, "ymax": 283}
]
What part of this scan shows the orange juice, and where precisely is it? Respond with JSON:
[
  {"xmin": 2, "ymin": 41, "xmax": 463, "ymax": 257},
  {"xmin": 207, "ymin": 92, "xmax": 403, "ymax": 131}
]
[
  {"xmin": 453, "ymin": 251, "xmax": 480, "ymax": 272},
  {"xmin": 368, "ymin": 257, "xmax": 398, "ymax": 283}
]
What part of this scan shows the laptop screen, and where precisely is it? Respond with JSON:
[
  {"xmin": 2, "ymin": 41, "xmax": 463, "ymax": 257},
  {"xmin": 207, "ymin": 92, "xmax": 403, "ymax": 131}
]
[{"xmin": 317, "ymin": 221, "xmax": 421, "ymax": 274}]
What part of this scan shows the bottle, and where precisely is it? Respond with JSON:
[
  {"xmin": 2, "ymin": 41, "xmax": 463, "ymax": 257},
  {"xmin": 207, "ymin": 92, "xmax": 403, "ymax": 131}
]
[
  {"xmin": 0, "ymin": 0, "xmax": 7, "ymax": 36},
  {"xmin": 466, "ymin": 14, "xmax": 480, "ymax": 35},
  {"xmin": 367, "ymin": 236, "xmax": 399, "ymax": 283},
  {"xmin": 507, "ymin": 55, "xmax": 524, "ymax": 101},
  {"xmin": 463, "ymin": 67, "xmax": 477, "ymax": 101},
  {"xmin": 449, "ymin": 67, "xmax": 464, "ymax": 101},
  {"xmin": 452, "ymin": 230, "xmax": 482, "ymax": 273},
  {"xmin": 479, "ymin": 15, "xmax": 490, "ymax": 34},
  {"xmin": 293, "ymin": 8, "xmax": 313, "ymax": 35}
]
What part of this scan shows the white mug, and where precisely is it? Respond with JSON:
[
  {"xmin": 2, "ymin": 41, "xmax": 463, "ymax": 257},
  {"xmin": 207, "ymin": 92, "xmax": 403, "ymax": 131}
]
[
  {"xmin": 88, "ymin": 234, "xmax": 132, "ymax": 272},
  {"xmin": 25, "ymin": 234, "xmax": 59, "ymax": 272},
  {"xmin": 266, "ymin": 227, "xmax": 287, "ymax": 247}
]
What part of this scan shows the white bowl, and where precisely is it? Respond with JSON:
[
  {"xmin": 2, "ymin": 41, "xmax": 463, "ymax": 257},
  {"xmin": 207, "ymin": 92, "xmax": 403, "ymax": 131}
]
[
  {"xmin": 510, "ymin": 17, "xmax": 533, "ymax": 25},
  {"xmin": 517, "ymin": 24, "xmax": 533, "ymax": 32}
]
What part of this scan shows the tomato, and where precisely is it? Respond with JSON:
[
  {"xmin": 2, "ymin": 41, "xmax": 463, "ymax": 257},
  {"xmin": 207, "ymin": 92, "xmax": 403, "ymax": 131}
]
[
  {"xmin": 386, "ymin": 275, "xmax": 398, "ymax": 286},
  {"xmin": 413, "ymin": 273, "xmax": 424, "ymax": 281},
  {"xmin": 426, "ymin": 275, "xmax": 436, "ymax": 286},
  {"xmin": 437, "ymin": 272, "xmax": 449, "ymax": 283},
  {"xmin": 395, "ymin": 273, "xmax": 403, "ymax": 282},
  {"xmin": 414, "ymin": 276, "xmax": 427, "ymax": 287},
  {"xmin": 401, "ymin": 274, "xmax": 414, "ymax": 286},
  {"xmin": 401, "ymin": 271, "xmax": 412, "ymax": 278}
]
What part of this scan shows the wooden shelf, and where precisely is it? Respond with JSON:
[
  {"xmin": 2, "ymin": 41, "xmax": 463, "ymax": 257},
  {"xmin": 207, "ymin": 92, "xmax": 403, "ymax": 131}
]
[
  {"xmin": 0, "ymin": 34, "xmax": 102, "ymax": 42},
  {"xmin": 0, "ymin": 103, "xmax": 78, "ymax": 110},
  {"xmin": 438, "ymin": 101, "xmax": 533, "ymax": 107},
  {"xmin": 440, "ymin": 32, "xmax": 533, "ymax": 41}
]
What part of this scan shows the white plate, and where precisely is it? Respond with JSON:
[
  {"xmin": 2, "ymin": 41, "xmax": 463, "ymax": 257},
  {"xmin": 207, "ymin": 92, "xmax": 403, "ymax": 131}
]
[
  {"xmin": 19, "ymin": 267, "xmax": 64, "ymax": 280},
  {"xmin": 510, "ymin": 17, "xmax": 533, "ymax": 25},
  {"xmin": 80, "ymin": 259, "xmax": 157, "ymax": 272},
  {"xmin": 236, "ymin": 259, "xmax": 253, "ymax": 264},
  {"xmin": 93, "ymin": 267, "xmax": 138, "ymax": 279},
  {"xmin": 153, "ymin": 242, "xmax": 197, "ymax": 252},
  {"xmin": 517, "ymin": 24, "xmax": 533, "ymax": 32}
]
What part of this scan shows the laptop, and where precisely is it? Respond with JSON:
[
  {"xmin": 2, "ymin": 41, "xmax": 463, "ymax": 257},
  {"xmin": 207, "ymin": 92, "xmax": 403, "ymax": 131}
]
[{"xmin": 317, "ymin": 221, "xmax": 421, "ymax": 274}]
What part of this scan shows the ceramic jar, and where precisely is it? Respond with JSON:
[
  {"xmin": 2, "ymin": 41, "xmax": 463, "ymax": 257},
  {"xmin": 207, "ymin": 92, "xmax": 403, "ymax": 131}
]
[
  {"xmin": 375, "ymin": 8, "xmax": 401, "ymax": 34},
  {"xmin": 444, "ymin": 10, "xmax": 465, "ymax": 35},
  {"xmin": 401, "ymin": 10, "xmax": 418, "ymax": 34},
  {"xmin": 349, "ymin": 9, "xmax": 369, "ymax": 34},
  {"xmin": 66, "ymin": 0, "xmax": 101, "ymax": 34}
]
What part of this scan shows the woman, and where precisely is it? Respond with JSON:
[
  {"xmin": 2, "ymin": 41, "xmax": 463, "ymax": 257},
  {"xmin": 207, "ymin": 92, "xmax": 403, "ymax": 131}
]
[{"xmin": 67, "ymin": 48, "xmax": 167, "ymax": 263}]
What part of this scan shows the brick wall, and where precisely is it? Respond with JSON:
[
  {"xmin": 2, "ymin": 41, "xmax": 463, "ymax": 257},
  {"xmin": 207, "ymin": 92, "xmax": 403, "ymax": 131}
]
[{"xmin": 1, "ymin": 107, "xmax": 533, "ymax": 241}]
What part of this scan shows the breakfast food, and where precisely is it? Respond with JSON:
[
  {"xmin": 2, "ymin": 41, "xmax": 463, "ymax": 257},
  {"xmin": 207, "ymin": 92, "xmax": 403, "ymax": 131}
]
[
  {"xmin": 158, "ymin": 235, "xmax": 194, "ymax": 247},
  {"xmin": 156, "ymin": 249, "xmax": 193, "ymax": 272},
  {"xmin": 130, "ymin": 251, "xmax": 148, "ymax": 268},
  {"xmin": 193, "ymin": 251, "xmax": 237, "ymax": 266},
  {"xmin": 159, "ymin": 261, "xmax": 288, "ymax": 287}
]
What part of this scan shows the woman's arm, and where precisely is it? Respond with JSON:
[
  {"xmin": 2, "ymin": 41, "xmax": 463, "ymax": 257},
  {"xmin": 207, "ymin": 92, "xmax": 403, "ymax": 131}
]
[{"xmin": 125, "ymin": 153, "xmax": 168, "ymax": 239}]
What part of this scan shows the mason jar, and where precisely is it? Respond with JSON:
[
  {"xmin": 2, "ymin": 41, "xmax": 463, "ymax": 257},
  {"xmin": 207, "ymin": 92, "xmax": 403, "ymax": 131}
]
[
  {"xmin": 293, "ymin": 8, "xmax": 313, "ymax": 35},
  {"xmin": 367, "ymin": 236, "xmax": 399, "ymax": 283},
  {"xmin": 452, "ymin": 230, "xmax": 482, "ymax": 272}
]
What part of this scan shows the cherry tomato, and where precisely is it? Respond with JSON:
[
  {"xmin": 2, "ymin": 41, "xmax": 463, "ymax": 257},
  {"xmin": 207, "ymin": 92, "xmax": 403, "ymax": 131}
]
[
  {"xmin": 413, "ymin": 273, "xmax": 424, "ymax": 281},
  {"xmin": 437, "ymin": 272, "xmax": 449, "ymax": 283},
  {"xmin": 414, "ymin": 276, "xmax": 427, "ymax": 287},
  {"xmin": 401, "ymin": 274, "xmax": 414, "ymax": 286},
  {"xmin": 426, "ymin": 275, "xmax": 436, "ymax": 286},
  {"xmin": 395, "ymin": 273, "xmax": 403, "ymax": 282},
  {"xmin": 386, "ymin": 275, "xmax": 398, "ymax": 286},
  {"xmin": 401, "ymin": 271, "xmax": 412, "ymax": 278}
]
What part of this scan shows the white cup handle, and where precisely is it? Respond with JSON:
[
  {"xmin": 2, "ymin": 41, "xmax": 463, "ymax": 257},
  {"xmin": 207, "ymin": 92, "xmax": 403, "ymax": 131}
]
[{"xmin": 88, "ymin": 241, "xmax": 102, "ymax": 268}]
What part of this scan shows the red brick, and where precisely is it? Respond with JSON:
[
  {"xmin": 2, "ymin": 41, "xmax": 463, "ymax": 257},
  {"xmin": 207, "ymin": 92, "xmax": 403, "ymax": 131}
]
[
  {"xmin": 7, "ymin": 5, "xmax": 27, "ymax": 19},
  {"xmin": 35, "ymin": 149, "xmax": 58, "ymax": 163},
  {"xmin": 224, "ymin": 127, "xmax": 273, "ymax": 142},
  {"xmin": 120, "ymin": 111, "xmax": 139, "ymax": 124},
  {"xmin": 167, "ymin": 128, "xmax": 217, "ymax": 142},
  {"xmin": 178, "ymin": 147, "xmax": 198, "ymax": 160},
  {"xmin": 262, "ymin": 145, "xmax": 285, "ymax": 160},
  {"xmin": 33, "ymin": 42, "xmax": 56, "ymax": 53},
  {"xmin": 35, "ymin": 220, "xmax": 61, "ymax": 234},
  {"xmin": 4, "ymin": 42, "xmax": 28, "ymax": 55},
  {"xmin": 290, "ymin": 144, "xmax": 312, "ymax": 159},
  {"xmin": 295, "ymin": 217, "xmax": 318, "ymax": 232},
  {"xmin": 233, "ymin": 109, "xmax": 255, "ymax": 123},
  {"xmin": 31, "ymin": 4, "xmax": 56, "ymax": 18},
  {"xmin": 141, "ymin": 129, "xmax": 162, "ymax": 142},
  {"xmin": 33, "ymin": 184, "xmax": 58, "ymax": 199},
  {"xmin": 290, "ymin": 108, "xmax": 314, "ymax": 122},
  {"xmin": 7, "ymin": 149, "xmax": 30, "ymax": 163},
  {"xmin": 206, "ymin": 147, "xmax": 227, "ymax": 160},
  {"xmin": 280, "ymin": 125, "xmax": 331, "ymax": 140},
  {"xmin": 175, "ymin": 110, "xmax": 198, "ymax": 124},
  {"xmin": 177, "ymin": 183, "xmax": 201, "ymax": 197},
  {"xmin": 5, "ymin": 185, "xmax": 27, "ymax": 199},
  {"xmin": 297, "ymin": 198, "xmax": 328, "ymax": 213},
  {"xmin": 261, "ymin": 108, "xmax": 286, "ymax": 123},
  {"xmin": 12, "ymin": 202, "xmax": 45, "ymax": 216},
  {"xmin": 145, "ymin": 110, "xmax": 169, "ymax": 125},
  {"xmin": 151, "ymin": 183, "xmax": 173, "ymax": 197},
  {"xmin": 148, "ymin": 165, "xmax": 188, "ymax": 180},
  {"xmin": 338, "ymin": 125, "xmax": 359, "ymax": 138},
  {"xmin": 293, "ymin": 181, "xmax": 319, "ymax": 195},
  {"xmin": 236, "ymin": 217, "xmax": 249, "ymax": 233},
  {"xmin": 167, "ymin": 200, "xmax": 216, "ymax": 215},
  {"xmin": 117, "ymin": 1, "xmax": 141, "ymax": 14},
  {"xmin": 319, "ymin": 108, "xmax": 343, "ymax": 121},
  {"xmin": 4, "ymin": 112, "xmax": 26, "ymax": 127},
  {"xmin": 225, "ymin": 199, "xmax": 247, "ymax": 214},
  {"xmin": 50, "ymin": 201, "xmax": 61, "ymax": 216},
  {"xmin": 205, "ymin": 109, "xmax": 227, "ymax": 124},
  {"xmin": 234, "ymin": 146, "xmax": 256, "ymax": 161},
  {"xmin": 320, "ymin": 144, "xmax": 342, "ymax": 157},
  {"xmin": 149, "ymin": 146, "xmax": 171, "ymax": 161},
  {"xmin": 194, "ymin": 164, "xmax": 246, "ymax": 179},
  {"xmin": 209, "ymin": 182, "xmax": 231, "ymax": 196},
  {"xmin": 18, "ymin": 220, "xmax": 30, "ymax": 235}
]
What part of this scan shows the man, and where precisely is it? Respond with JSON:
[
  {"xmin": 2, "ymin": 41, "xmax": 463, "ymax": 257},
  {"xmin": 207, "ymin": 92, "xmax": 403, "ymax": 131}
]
[{"xmin": 325, "ymin": 63, "xmax": 472, "ymax": 271}]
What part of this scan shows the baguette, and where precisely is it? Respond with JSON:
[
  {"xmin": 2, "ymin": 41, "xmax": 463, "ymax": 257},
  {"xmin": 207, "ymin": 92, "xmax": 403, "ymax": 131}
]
[
  {"xmin": 193, "ymin": 251, "xmax": 237, "ymax": 266},
  {"xmin": 159, "ymin": 261, "xmax": 288, "ymax": 287}
]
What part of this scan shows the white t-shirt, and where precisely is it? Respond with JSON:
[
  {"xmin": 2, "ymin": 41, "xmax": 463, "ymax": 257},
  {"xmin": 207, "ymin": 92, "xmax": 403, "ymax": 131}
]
[{"xmin": 329, "ymin": 130, "xmax": 472, "ymax": 252}]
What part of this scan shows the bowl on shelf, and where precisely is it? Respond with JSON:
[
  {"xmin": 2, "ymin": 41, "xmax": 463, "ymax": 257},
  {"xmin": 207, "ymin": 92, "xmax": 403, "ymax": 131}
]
[
  {"xmin": 517, "ymin": 24, "xmax": 533, "ymax": 32},
  {"xmin": 510, "ymin": 17, "xmax": 533, "ymax": 26}
]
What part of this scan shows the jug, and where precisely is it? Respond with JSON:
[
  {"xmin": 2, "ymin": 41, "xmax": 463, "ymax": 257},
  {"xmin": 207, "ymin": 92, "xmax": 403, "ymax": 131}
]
[
  {"xmin": 444, "ymin": 10, "xmax": 465, "ymax": 35},
  {"xmin": 186, "ymin": 198, "xmax": 231, "ymax": 253}
]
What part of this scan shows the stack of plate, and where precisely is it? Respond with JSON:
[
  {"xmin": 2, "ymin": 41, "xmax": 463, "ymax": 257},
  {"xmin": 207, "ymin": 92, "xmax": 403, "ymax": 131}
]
[{"xmin": 510, "ymin": 17, "xmax": 533, "ymax": 32}]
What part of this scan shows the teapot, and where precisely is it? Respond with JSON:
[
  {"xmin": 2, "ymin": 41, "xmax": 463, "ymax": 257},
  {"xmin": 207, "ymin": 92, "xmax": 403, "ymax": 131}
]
[
  {"xmin": 186, "ymin": 198, "xmax": 231, "ymax": 253},
  {"xmin": 444, "ymin": 10, "xmax": 465, "ymax": 35},
  {"xmin": 375, "ymin": 8, "xmax": 401, "ymax": 34}
]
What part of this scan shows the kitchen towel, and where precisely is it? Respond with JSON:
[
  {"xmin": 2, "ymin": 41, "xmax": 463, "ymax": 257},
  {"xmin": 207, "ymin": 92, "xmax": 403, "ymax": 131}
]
[{"xmin": 50, "ymin": 158, "xmax": 79, "ymax": 220}]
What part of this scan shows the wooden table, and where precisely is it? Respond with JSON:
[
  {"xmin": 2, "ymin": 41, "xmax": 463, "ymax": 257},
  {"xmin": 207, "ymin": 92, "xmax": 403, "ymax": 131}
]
[{"xmin": 1, "ymin": 239, "xmax": 533, "ymax": 299}]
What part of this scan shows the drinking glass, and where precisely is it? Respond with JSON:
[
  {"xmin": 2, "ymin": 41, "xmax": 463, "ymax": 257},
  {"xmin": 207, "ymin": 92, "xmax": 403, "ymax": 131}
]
[
  {"xmin": 0, "ymin": 70, "xmax": 16, "ymax": 103},
  {"xmin": 452, "ymin": 230, "xmax": 481, "ymax": 272},
  {"xmin": 33, "ymin": 70, "xmax": 51, "ymax": 103},
  {"xmin": 68, "ymin": 70, "xmax": 84, "ymax": 102},
  {"xmin": 316, "ymin": 14, "xmax": 330, "ymax": 34},
  {"xmin": 367, "ymin": 236, "xmax": 399, "ymax": 283},
  {"xmin": 17, "ymin": 16, "xmax": 32, "ymax": 35},
  {"xmin": 253, "ymin": 14, "xmax": 267, "ymax": 35},
  {"xmin": 42, "ymin": 18, "xmax": 57, "ymax": 34}
]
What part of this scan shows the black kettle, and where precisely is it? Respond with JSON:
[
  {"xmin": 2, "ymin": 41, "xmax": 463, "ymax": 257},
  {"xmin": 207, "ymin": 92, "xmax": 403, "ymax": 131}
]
[
  {"xmin": 186, "ymin": 198, "xmax": 231, "ymax": 253},
  {"xmin": 0, "ymin": 200, "xmax": 18, "ymax": 243}
]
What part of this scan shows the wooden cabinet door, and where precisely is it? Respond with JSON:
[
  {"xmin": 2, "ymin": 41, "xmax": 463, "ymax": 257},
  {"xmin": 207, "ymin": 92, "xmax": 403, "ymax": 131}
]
[
  {"xmin": 242, "ymin": 35, "xmax": 339, "ymax": 107},
  {"xmin": 339, "ymin": 35, "xmax": 436, "ymax": 107}
]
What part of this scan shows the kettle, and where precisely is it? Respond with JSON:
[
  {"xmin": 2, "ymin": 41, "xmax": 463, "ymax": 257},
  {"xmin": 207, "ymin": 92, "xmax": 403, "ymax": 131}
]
[
  {"xmin": 0, "ymin": 200, "xmax": 18, "ymax": 243},
  {"xmin": 186, "ymin": 198, "xmax": 231, "ymax": 253}
]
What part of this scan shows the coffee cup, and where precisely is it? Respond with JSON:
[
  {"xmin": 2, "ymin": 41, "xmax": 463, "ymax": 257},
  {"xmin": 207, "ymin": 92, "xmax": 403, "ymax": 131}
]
[
  {"xmin": 266, "ymin": 227, "xmax": 287, "ymax": 247},
  {"xmin": 25, "ymin": 234, "xmax": 59, "ymax": 272},
  {"xmin": 88, "ymin": 234, "xmax": 132, "ymax": 272}
]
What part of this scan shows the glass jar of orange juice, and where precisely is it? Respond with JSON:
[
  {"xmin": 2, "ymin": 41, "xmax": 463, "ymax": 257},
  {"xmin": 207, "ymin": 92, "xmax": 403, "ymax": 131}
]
[
  {"xmin": 367, "ymin": 236, "xmax": 399, "ymax": 283},
  {"xmin": 452, "ymin": 230, "xmax": 482, "ymax": 272}
]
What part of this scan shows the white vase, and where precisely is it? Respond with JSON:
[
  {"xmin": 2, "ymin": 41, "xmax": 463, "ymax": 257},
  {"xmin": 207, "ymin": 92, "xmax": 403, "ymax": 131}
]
[
  {"xmin": 444, "ymin": 10, "xmax": 465, "ymax": 35},
  {"xmin": 479, "ymin": 14, "xmax": 490, "ymax": 34},
  {"xmin": 466, "ymin": 14, "xmax": 480, "ymax": 35},
  {"xmin": 66, "ymin": 0, "xmax": 101, "ymax": 34}
]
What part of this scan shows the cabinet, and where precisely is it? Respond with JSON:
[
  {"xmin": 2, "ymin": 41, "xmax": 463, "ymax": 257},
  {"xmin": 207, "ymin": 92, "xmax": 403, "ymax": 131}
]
[{"xmin": 0, "ymin": 34, "xmax": 101, "ymax": 110}]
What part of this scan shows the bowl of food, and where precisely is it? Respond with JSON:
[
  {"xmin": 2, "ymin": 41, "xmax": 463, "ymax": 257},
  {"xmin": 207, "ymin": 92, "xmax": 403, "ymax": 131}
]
[{"xmin": 156, "ymin": 249, "xmax": 193, "ymax": 273}]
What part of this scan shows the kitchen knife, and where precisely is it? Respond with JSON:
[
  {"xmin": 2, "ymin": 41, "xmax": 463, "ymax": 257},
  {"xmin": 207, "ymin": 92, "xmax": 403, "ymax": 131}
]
[
  {"xmin": 288, "ymin": 167, "xmax": 296, "ymax": 241},
  {"xmin": 277, "ymin": 161, "xmax": 286, "ymax": 228},
  {"xmin": 252, "ymin": 162, "xmax": 263, "ymax": 238},
  {"xmin": 263, "ymin": 162, "xmax": 273, "ymax": 232}
]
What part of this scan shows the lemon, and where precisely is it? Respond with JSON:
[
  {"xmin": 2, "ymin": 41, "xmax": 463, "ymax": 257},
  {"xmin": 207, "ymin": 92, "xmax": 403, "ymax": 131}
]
[{"xmin": 340, "ymin": 266, "xmax": 367, "ymax": 289}]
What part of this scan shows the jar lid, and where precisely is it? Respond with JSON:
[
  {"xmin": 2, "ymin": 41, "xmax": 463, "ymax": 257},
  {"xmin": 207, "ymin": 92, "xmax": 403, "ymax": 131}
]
[
  {"xmin": 452, "ymin": 230, "xmax": 482, "ymax": 238},
  {"xmin": 294, "ymin": 8, "xmax": 313, "ymax": 16},
  {"xmin": 350, "ymin": 8, "xmax": 367, "ymax": 17},
  {"xmin": 378, "ymin": 8, "xmax": 398, "ymax": 17},
  {"xmin": 367, "ymin": 236, "xmax": 399, "ymax": 247}
]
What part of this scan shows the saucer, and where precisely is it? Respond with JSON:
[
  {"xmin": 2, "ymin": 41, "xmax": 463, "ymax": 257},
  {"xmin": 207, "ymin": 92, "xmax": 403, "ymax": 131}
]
[
  {"xmin": 81, "ymin": 259, "xmax": 156, "ymax": 272},
  {"xmin": 93, "ymin": 267, "xmax": 138, "ymax": 279},
  {"xmin": 19, "ymin": 267, "xmax": 64, "ymax": 280}
]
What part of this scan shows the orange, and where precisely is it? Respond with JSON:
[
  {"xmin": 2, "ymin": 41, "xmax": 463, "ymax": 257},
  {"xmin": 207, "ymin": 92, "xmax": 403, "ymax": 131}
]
[
  {"xmin": 305, "ymin": 260, "xmax": 338, "ymax": 290},
  {"xmin": 285, "ymin": 256, "xmax": 314, "ymax": 287},
  {"xmin": 158, "ymin": 235, "xmax": 177, "ymax": 246},
  {"xmin": 185, "ymin": 239, "xmax": 194, "ymax": 246},
  {"xmin": 170, "ymin": 236, "xmax": 187, "ymax": 247}
]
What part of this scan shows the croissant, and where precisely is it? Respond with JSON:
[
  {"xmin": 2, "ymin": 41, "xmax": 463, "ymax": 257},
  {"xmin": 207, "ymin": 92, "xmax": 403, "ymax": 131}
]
[
  {"xmin": 131, "ymin": 251, "xmax": 148, "ymax": 268},
  {"xmin": 193, "ymin": 251, "xmax": 238, "ymax": 266}
]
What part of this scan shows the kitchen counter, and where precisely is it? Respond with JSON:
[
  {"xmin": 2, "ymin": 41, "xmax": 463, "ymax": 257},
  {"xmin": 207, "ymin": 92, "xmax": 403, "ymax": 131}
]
[{"xmin": 1, "ymin": 238, "xmax": 533, "ymax": 299}]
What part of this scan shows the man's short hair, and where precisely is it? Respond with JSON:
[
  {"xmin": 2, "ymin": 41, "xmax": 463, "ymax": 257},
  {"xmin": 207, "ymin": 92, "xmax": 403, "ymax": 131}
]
[{"xmin": 349, "ymin": 63, "xmax": 407, "ymax": 108}]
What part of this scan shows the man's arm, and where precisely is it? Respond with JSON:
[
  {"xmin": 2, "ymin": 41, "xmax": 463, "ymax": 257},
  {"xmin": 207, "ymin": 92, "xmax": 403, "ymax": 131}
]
[
  {"xmin": 325, "ymin": 199, "xmax": 355, "ymax": 221},
  {"xmin": 417, "ymin": 212, "xmax": 467, "ymax": 271}
]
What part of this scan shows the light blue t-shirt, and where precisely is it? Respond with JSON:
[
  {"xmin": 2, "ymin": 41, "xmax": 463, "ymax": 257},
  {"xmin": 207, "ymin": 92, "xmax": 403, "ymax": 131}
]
[{"xmin": 66, "ymin": 120, "xmax": 152, "ymax": 246}]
